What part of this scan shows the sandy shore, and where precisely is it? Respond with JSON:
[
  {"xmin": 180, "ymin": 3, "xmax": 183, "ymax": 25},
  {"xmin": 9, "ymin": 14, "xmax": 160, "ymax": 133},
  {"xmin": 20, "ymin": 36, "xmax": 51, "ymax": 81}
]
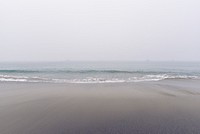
[{"xmin": 0, "ymin": 80, "xmax": 200, "ymax": 134}]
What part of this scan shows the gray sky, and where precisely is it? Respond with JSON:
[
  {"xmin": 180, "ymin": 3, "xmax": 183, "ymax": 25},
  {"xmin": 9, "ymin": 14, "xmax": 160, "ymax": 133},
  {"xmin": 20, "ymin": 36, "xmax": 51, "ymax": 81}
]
[{"xmin": 0, "ymin": 0, "xmax": 200, "ymax": 61}]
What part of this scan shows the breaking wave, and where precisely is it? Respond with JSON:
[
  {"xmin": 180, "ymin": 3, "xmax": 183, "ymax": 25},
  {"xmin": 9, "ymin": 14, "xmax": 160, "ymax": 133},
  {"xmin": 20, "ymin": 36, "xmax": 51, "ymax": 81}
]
[{"xmin": 0, "ymin": 74, "xmax": 199, "ymax": 83}]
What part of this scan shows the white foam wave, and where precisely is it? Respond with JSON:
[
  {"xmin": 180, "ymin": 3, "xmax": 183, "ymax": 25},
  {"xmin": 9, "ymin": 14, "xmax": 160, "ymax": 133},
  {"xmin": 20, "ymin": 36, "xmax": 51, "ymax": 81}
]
[
  {"xmin": 0, "ymin": 75, "xmax": 51, "ymax": 83},
  {"xmin": 0, "ymin": 74, "xmax": 199, "ymax": 83},
  {"xmin": 0, "ymin": 78, "xmax": 27, "ymax": 82}
]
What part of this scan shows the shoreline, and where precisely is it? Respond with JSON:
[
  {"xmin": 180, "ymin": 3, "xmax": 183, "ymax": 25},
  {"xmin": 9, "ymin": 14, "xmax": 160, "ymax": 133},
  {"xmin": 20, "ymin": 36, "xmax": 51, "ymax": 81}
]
[{"xmin": 0, "ymin": 79, "xmax": 200, "ymax": 134}]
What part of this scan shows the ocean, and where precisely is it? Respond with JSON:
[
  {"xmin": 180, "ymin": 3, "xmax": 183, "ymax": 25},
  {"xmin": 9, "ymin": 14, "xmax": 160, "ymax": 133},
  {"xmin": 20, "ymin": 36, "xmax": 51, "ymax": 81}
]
[{"xmin": 0, "ymin": 61, "xmax": 200, "ymax": 83}]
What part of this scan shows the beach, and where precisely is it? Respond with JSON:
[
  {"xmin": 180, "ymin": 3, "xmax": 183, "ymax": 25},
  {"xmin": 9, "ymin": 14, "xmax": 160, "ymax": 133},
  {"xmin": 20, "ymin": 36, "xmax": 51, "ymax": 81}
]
[{"xmin": 0, "ymin": 79, "xmax": 200, "ymax": 134}]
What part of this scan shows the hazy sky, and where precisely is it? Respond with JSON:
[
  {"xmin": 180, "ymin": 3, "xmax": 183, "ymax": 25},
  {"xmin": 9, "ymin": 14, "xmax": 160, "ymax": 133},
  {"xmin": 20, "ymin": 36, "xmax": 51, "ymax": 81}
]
[{"xmin": 0, "ymin": 0, "xmax": 200, "ymax": 61}]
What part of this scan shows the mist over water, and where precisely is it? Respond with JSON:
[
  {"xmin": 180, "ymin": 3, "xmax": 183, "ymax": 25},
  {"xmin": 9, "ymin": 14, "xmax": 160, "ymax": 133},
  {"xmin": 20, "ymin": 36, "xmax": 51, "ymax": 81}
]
[
  {"xmin": 1, "ymin": 0, "xmax": 200, "ymax": 62},
  {"xmin": 0, "ymin": 61, "xmax": 200, "ymax": 83}
]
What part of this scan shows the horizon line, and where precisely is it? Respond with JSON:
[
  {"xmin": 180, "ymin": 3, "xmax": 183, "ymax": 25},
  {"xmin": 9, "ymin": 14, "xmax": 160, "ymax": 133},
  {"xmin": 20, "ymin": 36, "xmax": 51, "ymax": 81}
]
[{"xmin": 1, "ymin": 60, "xmax": 200, "ymax": 63}]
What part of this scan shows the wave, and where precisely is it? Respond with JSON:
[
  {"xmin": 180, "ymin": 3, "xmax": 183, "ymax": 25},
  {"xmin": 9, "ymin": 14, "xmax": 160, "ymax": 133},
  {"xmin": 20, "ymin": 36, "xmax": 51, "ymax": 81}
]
[
  {"xmin": 0, "ymin": 70, "xmax": 40, "ymax": 73},
  {"xmin": 0, "ymin": 74, "xmax": 199, "ymax": 83},
  {"xmin": 0, "ymin": 69, "xmax": 182, "ymax": 74},
  {"xmin": 0, "ymin": 75, "xmax": 51, "ymax": 83}
]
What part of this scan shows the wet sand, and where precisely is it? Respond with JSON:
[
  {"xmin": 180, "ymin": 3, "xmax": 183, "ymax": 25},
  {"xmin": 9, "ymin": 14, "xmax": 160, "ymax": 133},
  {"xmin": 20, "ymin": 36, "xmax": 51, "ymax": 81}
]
[{"xmin": 0, "ymin": 80, "xmax": 200, "ymax": 134}]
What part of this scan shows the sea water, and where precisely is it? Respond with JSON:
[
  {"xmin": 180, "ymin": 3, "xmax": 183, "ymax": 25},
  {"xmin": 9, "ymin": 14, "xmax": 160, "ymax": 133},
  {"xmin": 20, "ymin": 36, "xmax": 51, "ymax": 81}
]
[{"xmin": 0, "ymin": 61, "xmax": 200, "ymax": 83}]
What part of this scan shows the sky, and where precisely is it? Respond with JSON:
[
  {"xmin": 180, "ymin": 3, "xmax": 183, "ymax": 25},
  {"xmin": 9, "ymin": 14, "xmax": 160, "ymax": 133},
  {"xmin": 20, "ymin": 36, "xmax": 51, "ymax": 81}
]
[{"xmin": 0, "ymin": 0, "xmax": 200, "ymax": 61}]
